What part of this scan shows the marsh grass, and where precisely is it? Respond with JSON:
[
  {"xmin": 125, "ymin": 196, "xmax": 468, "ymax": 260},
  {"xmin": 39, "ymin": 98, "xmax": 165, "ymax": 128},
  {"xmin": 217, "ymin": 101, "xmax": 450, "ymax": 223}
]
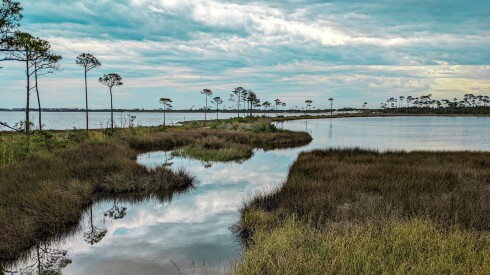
[
  {"xmin": 0, "ymin": 121, "xmax": 311, "ymax": 262},
  {"xmin": 243, "ymin": 149, "xmax": 490, "ymax": 231},
  {"xmin": 124, "ymin": 126, "xmax": 311, "ymax": 163},
  {"xmin": 235, "ymin": 149, "xmax": 490, "ymax": 274},
  {"xmin": 0, "ymin": 140, "xmax": 195, "ymax": 262},
  {"xmin": 124, "ymin": 128, "xmax": 311, "ymax": 150},
  {"xmin": 172, "ymin": 137, "xmax": 253, "ymax": 162},
  {"xmin": 234, "ymin": 218, "xmax": 490, "ymax": 275}
]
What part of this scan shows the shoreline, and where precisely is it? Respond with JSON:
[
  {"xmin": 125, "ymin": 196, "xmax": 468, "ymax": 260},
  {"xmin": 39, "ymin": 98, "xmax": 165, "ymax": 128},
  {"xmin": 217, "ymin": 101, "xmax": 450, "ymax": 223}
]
[{"xmin": 1, "ymin": 112, "xmax": 488, "ymax": 134}]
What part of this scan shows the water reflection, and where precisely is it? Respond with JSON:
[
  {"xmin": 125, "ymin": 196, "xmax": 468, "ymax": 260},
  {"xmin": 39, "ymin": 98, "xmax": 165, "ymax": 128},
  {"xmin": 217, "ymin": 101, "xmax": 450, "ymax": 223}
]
[
  {"xmin": 84, "ymin": 205, "xmax": 108, "ymax": 246},
  {"xmin": 3, "ymin": 116, "xmax": 489, "ymax": 274},
  {"xmin": 2, "ymin": 244, "xmax": 72, "ymax": 274},
  {"xmin": 104, "ymin": 200, "xmax": 128, "ymax": 220},
  {"xmin": 0, "ymin": 111, "xmax": 343, "ymax": 131},
  {"xmin": 2, "ymin": 191, "xmax": 194, "ymax": 275}
]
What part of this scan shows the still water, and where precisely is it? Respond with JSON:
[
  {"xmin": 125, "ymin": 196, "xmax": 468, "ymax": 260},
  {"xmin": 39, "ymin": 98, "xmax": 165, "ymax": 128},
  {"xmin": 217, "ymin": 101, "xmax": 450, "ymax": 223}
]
[
  {"xmin": 3, "ymin": 116, "xmax": 489, "ymax": 274},
  {"xmin": 0, "ymin": 111, "xmax": 336, "ymax": 130}
]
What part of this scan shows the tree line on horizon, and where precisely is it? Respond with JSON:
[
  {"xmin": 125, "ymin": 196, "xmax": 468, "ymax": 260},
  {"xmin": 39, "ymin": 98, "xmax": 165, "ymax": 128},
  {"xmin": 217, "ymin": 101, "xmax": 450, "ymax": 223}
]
[
  {"xmin": 158, "ymin": 88, "xmax": 335, "ymax": 126},
  {"xmin": 379, "ymin": 94, "xmax": 490, "ymax": 114}
]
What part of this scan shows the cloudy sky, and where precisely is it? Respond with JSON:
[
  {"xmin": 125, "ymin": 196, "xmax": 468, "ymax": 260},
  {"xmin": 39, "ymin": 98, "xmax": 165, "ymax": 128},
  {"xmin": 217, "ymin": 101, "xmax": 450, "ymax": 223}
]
[{"xmin": 1, "ymin": 0, "xmax": 489, "ymax": 110}]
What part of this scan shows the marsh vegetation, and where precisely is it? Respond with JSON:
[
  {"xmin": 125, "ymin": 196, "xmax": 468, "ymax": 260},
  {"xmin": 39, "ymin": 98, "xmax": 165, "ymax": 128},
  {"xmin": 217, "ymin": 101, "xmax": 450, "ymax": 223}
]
[
  {"xmin": 0, "ymin": 119, "xmax": 311, "ymax": 264},
  {"xmin": 235, "ymin": 149, "xmax": 490, "ymax": 274}
]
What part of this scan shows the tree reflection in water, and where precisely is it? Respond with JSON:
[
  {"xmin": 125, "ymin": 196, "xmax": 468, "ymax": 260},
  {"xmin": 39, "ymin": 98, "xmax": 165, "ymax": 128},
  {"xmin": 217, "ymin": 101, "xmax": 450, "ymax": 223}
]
[
  {"xmin": 162, "ymin": 151, "xmax": 174, "ymax": 167},
  {"xmin": 2, "ymin": 244, "xmax": 71, "ymax": 275},
  {"xmin": 84, "ymin": 205, "xmax": 107, "ymax": 245},
  {"xmin": 104, "ymin": 199, "xmax": 127, "ymax": 220},
  {"xmin": 3, "ymin": 175, "xmax": 194, "ymax": 273}
]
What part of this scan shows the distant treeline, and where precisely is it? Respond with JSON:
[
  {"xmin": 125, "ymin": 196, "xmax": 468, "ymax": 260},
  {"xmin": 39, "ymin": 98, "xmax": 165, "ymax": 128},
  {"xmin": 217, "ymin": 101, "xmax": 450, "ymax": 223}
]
[
  {"xmin": 0, "ymin": 108, "xmax": 336, "ymax": 113},
  {"xmin": 376, "ymin": 106, "xmax": 490, "ymax": 115},
  {"xmin": 375, "ymin": 94, "xmax": 490, "ymax": 115}
]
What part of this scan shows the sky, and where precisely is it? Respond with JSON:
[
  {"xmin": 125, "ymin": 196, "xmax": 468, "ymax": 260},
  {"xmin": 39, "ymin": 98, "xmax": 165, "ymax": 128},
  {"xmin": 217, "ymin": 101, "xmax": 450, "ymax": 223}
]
[{"xmin": 0, "ymin": 0, "xmax": 489, "ymax": 110}]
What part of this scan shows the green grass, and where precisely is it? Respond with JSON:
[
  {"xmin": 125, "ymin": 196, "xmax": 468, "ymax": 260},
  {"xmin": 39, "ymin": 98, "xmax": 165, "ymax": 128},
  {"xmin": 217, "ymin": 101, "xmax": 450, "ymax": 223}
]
[
  {"xmin": 172, "ymin": 142, "xmax": 253, "ymax": 162},
  {"xmin": 234, "ymin": 218, "xmax": 490, "ymax": 275},
  {"xmin": 235, "ymin": 149, "xmax": 490, "ymax": 274}
]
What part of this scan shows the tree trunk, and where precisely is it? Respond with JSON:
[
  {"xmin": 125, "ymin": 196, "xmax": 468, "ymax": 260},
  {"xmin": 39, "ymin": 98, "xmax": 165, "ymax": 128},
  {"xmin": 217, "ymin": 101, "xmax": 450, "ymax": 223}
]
[
  {"xmin": 237, "ymin": 95, "xmax": 240, "ymax": 118},
  {"xmin": 35, "ymin": 64, "xmax": 42, "ymax": 131},
  {"xmin": 84, "ymin": 69, "xmax": 89, "ymax": 135},
  {"xmin": 164, "ymin": 109, "xmax": 166, "ymax": 126},
  {"xmin": 37, "ymin": 245, "xmax": 41, "ymax": 274},
  {"xmin": 110, "ymin": 87, "xmax": 114, "ymax": 133},
  {"xmin": 243, "ymin": 99, "xmax": 246, "ymax": 116},
  {"xmin": 216, "ymin": 104, "xmax": 219, "ymax": 121},
  {"xmin": 205, "ymin": 95, "xmax": 207, "ymax": 122},
  {"xmin": 25, "ymin": 56, "xmax": 30, "ymax": 134}
]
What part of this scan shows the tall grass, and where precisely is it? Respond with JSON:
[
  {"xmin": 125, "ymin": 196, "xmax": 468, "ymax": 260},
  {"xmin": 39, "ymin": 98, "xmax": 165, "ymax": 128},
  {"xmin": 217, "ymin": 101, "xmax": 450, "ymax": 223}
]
[
  {"xmin": 235, "ymin": 149, "xmax": 490, "ymax": 274},
  {"xmin": 0, "ymin": 140, "xmax": 194, "ymax": 262},
  {"xmin": 234, "ymin": 218, "xmax": 490, "ymax": 275},
  {"xmin": 124, "ymin": 128, "xmax": 311, "ymax": 150},
  {"xmin": 243, "ymin": 149, "xmax": 490, "ymax": 231},
  {"xmin": 124, "ymin": 127, "xmax": 311, "ymax": 163}
]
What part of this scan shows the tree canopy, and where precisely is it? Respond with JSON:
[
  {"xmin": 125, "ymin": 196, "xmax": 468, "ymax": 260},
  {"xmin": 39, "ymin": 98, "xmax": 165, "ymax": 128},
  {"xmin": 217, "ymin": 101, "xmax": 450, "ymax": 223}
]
[
  {"xmin": 99, "ymin": 73, "xmax": 123, "ymax": 89},
  {"xmin": 76, "ymin": 53, "xmax": 101, "ymax": 72},
  {"xmin": 0, "ymin": 0, "xmax": 22, "ymax": 42}
]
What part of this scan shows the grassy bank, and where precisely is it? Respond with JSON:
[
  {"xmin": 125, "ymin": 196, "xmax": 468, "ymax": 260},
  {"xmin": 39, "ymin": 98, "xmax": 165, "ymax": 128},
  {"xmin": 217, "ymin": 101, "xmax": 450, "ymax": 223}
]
[
  {"xmin": 235, "ymin": 149, "xmax": 490, "ymax": 274},
  {"xmin": 0, "ymin": 120, "xmax": 311, "ymax": 262}
]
